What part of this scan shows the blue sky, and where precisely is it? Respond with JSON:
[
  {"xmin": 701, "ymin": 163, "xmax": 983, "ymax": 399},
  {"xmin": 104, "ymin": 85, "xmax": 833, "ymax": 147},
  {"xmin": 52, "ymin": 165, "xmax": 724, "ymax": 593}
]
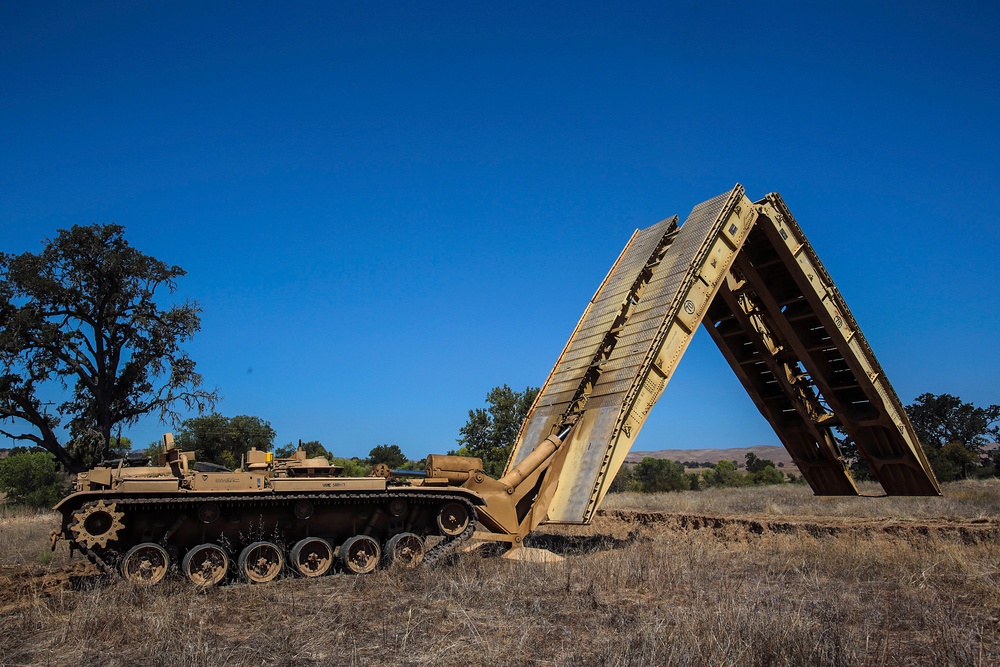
[{"xmin": 2, "ymin": 2, "xmax": 998, "ymax": 459}]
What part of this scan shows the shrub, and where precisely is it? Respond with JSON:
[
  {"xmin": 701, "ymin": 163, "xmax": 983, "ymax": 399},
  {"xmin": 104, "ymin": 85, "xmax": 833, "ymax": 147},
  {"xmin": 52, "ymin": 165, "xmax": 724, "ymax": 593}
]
[
  {"xmin": 703, "ymin": 459, "xmax": 749, "ymax": 488},
  {"xmin": 608, "ymin": 465, "xmax": 639, "ymax": 493},
  {"xmin": 367, "ymin": 444, "xmax": 408, "ymax": 469},
  {"xmin": 0, "ymin": 450, "xmax": 66, "ymax": 507},
  {"xmin": 751, "ymin": 465, "xmax": 785, "ymax": 485},
  {"xmin": 634, "ymin": 457, "xmax": 690, "ymax": 493},
  {"xmin": 332, "ymin": 457, "xmax": 371, "ymax": 477}
]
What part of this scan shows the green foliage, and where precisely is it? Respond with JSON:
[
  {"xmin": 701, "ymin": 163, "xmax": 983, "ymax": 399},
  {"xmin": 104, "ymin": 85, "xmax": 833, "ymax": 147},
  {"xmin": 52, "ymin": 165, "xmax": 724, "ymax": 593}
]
[
  {"xmin": 143, "ymin": 439, "xmax": 164, "ymax": 460},
  {"xmin": 332, "ymin": 457, "xmax": 370, "ymax": 477},
  {"xmin": 0, "ymin": 223, "xmax": 217, "ymax": 471},
  {"xmin": 989, "ymin": 450, "xmax": 1000, "ymax": 478},
  {"xmin": 751, "ymin": 465, "xmax": 785, "ymax": 485},
  {"xmin": 744, "ymin": 453, "xmax": 785, "ymax": 485},
  {"xmin": 921, "ymin": 443, "xmax": 959, "ymax": 483},
  {"xmin": 922, "ymin": 441, "xmax": 981, "ymax": 483},
  {"xmin": 456, "ymin": 384, "xmax": 539, "ymax": 478},
  {"xmin": 634, "ymin": 457, "xmax": 691, "ymax": 492},
  {"xmin": 174, "ymin": 414, "xmax": 275, "ymax": 469},
  {"xmin": 608, "ymin": 464, "xmax": 638, "ymax": 493},
  {"xmin": 904, "ymin": 394, "xmax": 999, "ymax": 482},
  {"xmin": 66, "ymin": 434, "xmax": 132, "ymax": 469},
  {"xmin": 943, "ymin": 442, "xmax": 981, "ymax": 480},
  {"xmin": 0, "ymin": 450, "xmax": 65, "ymax": 507},
  {"xmin": 907, "ymin": 393, "xmax": 999, "ymax": 452},
  {"xmin": 611, "ymin": 455, "xmax": 786, "ymax": 493},
  {"xmin": 686, "ymin": 472, "xmax": 701, "ymax": 491},
  {"xmin": 744, "ymin": 452, "xmax": 773, "ymax": 474},
  {"xmin": 398, "ymin": 457, "xmax": 427, "ymax": 472},
  {"xmin": 702, "ymin": 459, "xmax": 748, "ymax": 488},
  {"xmin": 608, "ymin": 461, "xmax": 699, "ymax": 494},
  {"xmin": 274, "ymin": 440, "xmax": 330, "ymax": 460},
  {"xmin": 367, "ymin": 444, "xmax": 408, "ymax": 469}
]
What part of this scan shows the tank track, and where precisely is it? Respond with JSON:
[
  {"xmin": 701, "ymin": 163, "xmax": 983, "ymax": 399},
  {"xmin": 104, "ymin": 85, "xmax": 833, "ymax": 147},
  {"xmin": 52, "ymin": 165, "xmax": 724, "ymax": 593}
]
[
  {"xmin": 78, "ymin": 542, "xmax": 112, "ymax": 575},
  {"xmin": 69, "ymin": 491, "xmax": 477, "ymax": 578},
  {"xmin": 422, "ymin": 507, "xmax": 476, "ymax": 567}
]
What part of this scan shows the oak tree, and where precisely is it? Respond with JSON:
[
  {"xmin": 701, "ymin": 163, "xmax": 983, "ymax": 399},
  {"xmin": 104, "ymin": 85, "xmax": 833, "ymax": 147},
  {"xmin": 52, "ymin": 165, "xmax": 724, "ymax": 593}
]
[
  {"xmin": 173, "ymin": 413, "xmax": 275, "ymax": 469},
  {"xmin": 455, "ymin": 384, "xmax": 539, "ymax": 478},
  {"xmin": 0, "ymin": 224, "xmax": 217, "ymax": 470},
  {"xmin": 906, "ymin": 393, "xmax": 999, "ymax": 452},
  {"xmin": 367, "ymin": 444, "xmax": 408, "ymax": 469}
]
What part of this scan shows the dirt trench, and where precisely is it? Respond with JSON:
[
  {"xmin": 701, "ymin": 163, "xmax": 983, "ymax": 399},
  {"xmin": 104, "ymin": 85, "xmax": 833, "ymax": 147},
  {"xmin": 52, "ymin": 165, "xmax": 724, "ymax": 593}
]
[{"xmin": 595, "ymin": 508, "xmax": 1000, "ymax": 543}]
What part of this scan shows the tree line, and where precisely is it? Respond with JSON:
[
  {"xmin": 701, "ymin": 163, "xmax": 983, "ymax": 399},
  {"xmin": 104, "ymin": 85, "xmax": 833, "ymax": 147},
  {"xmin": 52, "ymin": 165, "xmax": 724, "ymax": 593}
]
[{"xmin": 609, "ymin": 452, "xmax": 801, "ymax": 494}]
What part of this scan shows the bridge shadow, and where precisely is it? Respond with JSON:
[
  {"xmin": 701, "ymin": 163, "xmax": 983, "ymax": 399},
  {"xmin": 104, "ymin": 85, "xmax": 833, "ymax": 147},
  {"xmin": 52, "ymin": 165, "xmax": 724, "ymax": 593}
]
[{"xmin": 523, "ymin": 529, "xmax": 646, "ymax": 557}]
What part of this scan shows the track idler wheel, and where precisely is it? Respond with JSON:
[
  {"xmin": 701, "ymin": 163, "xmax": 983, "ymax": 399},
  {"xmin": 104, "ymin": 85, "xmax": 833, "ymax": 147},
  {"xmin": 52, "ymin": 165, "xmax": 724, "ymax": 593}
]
[
  {"xmin": 290, "ymin": 538, "xmax": 334, "ymax": 578},
  {"xmin": 121, "ymin": 543, "xmax": 170, "ymax": 585},
  {"xmin": 238, "ymin": 541, "xmax": 285, "ymax": 584},
  {"xmin": 69, "ymin": 500, "xmax": 125, "ymax": 549},
  {"xmin": 436, "ymin": 501, "xmax": 471, "ymax": 537},
  {"xmin": 340, "ymin": 535, "xmax": 380, "ymax": 574},
  {"xmin": 182, "ymin": 543, "xmax": 230, "ymax": 587},
  {"xmin": 384, "ymin": 532, "xmax": 425, "ymax": 568}
]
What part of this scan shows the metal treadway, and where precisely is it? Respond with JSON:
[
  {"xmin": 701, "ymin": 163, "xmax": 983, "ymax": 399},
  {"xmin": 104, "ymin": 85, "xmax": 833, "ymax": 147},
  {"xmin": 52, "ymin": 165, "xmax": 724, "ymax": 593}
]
[{"xmin": 506, "ymin": 185, "xmax": 940, "ymax": 526}]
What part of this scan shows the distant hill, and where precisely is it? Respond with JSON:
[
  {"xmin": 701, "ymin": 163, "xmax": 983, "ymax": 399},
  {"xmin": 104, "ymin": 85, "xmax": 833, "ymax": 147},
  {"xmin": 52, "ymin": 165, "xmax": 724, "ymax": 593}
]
[{"xmin": 626, "ymin": 445, "xmax": 799, "ymax": 472}]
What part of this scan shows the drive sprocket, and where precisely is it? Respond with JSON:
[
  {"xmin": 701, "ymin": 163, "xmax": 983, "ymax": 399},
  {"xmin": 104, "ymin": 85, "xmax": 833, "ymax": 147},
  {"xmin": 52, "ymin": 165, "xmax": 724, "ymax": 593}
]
[{"xmin": 69, "ymin": 500, "xmax": 125, "ymax": 549}]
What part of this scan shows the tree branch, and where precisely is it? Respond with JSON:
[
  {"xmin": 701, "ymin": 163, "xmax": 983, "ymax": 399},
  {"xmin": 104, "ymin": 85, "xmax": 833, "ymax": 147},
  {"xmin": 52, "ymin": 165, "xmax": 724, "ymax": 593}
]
[{"xmin": 0, "ymin": 427, "xmax": 42, "ymax": 445}]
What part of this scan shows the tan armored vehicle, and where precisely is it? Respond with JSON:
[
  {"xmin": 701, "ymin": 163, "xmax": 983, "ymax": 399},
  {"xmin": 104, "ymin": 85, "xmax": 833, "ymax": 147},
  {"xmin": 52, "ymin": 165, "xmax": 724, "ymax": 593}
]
[
  {"xmin": 52, "ymin": 186, "xmax": 939, "ymax": 585},
  {"xmin": 54, "ymin": 430, "xmax": 569, "ymax": 585}
]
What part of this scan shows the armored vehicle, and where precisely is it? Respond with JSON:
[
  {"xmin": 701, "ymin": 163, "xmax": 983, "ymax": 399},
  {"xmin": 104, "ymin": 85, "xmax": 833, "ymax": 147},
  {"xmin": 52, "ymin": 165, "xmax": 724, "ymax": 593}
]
[
  {"xmin": 52, "ymin": 186, "xmax": 939, "ymax": 585},
  {"xmin": 53, "ymin": 429, "xmax": 571, "ymax": 585}
]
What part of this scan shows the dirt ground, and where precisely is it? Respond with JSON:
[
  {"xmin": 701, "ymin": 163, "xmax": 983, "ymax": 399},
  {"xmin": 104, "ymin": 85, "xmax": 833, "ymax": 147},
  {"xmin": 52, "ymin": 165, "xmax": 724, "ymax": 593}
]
[{"xmin": 1, "ymin": 484, "xmax": 998, "ymax": 666}]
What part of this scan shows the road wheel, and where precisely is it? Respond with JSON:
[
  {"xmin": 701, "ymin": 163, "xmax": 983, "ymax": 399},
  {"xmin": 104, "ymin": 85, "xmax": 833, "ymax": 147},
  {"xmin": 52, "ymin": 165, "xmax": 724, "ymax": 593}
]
[
  {"xmin": 384, "ymin": 532, "xmax": 425, "ymax": 568},
  {"xmin": 121, "ymin": 542, "xmax": 169, "ymax": 585},
  {"xmin": 339, "ymin": 535, "xmax": 380, "ymax": 574},
  {"xmin": 237, "ymin": 541, "xmax": 284, "ymax": 584},
  {"xmin": 182, "ymin": 543, "xmax": 229, "ymax": 587},
  {"xmin": 290, "ymin": 537, "xmax": 334, "ymax": 577}
]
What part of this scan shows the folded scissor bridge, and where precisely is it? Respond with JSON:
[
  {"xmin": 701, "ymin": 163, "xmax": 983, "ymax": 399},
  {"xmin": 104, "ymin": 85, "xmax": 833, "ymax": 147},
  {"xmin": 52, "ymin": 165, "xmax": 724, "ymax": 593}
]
[{"xmin": 506, "ymin": 185, "xmax": 939, "ymax": 525}]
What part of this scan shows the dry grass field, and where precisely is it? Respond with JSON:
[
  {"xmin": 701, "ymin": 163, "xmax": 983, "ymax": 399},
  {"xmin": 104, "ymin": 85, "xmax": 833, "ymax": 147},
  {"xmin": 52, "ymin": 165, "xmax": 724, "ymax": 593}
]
[{"xmin": 2, "ymin": 481, "xmax": 999, "ymax": 666}]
